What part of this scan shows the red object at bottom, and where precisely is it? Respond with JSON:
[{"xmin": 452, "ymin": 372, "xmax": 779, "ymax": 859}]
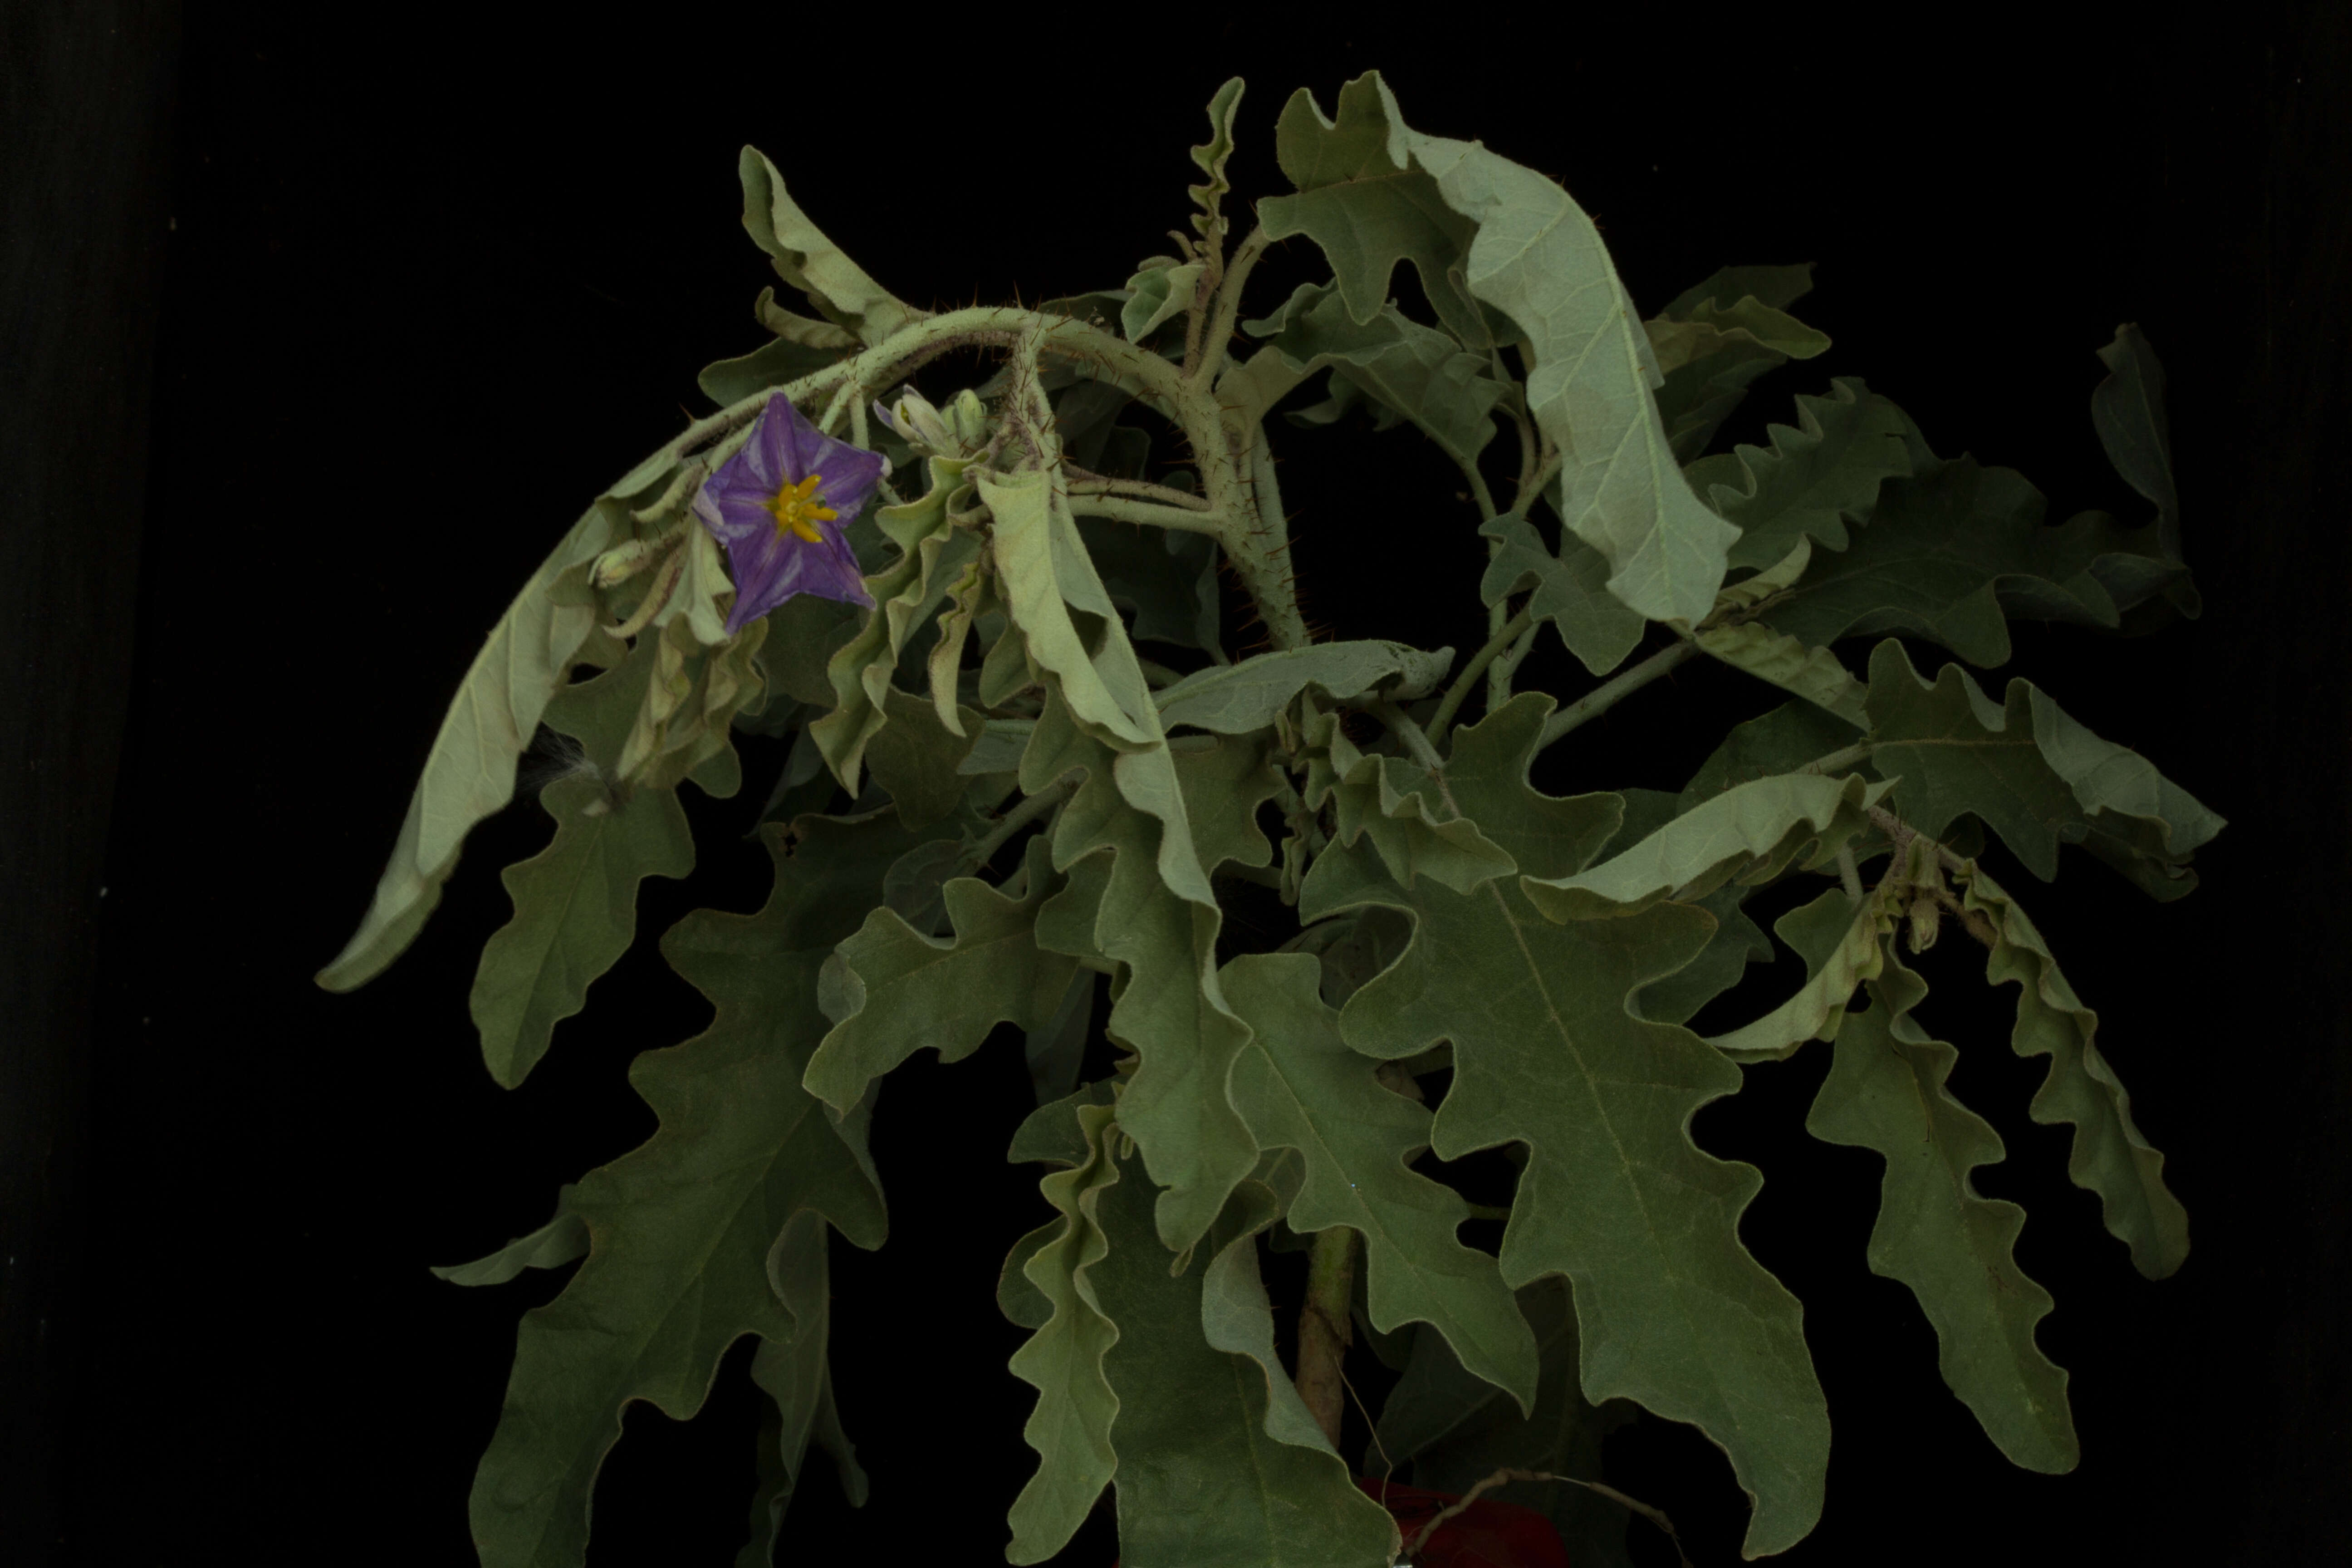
[{"xmin": 1354, "ymin": 1476, "xmax": 1570, "ymax": 1568}]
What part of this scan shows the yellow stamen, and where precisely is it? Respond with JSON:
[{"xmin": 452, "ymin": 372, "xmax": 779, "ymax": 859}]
[{"xmin": 765, "ymin": 474, "xmax": 838, "ymax": 544}]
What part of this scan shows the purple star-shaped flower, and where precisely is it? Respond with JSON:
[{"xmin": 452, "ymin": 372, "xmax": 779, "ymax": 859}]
[{"xmin": 691, "ymin": 392, "xmax": 884, "ymax": 634}]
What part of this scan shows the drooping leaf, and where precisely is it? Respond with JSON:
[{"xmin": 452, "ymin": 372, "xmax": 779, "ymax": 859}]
[
  {"xmin": 1221, "ymin": 954, "xmax": 1540, "ymax": 1408},
  {"xmin": 1480, "ymin": 509, "xmax": 1646, "ymax": 678},
  {"xmin": 1684, "ymin": 378, "xmax": 1918, "ymax": 574},
  {"xmin": 698, "ymin": 330, "xmax": 842, "ymax": 409},
  {"xmin": 468, "ymin": 813, "xmax": 915, "ymax": 1568},
  {"xmin": 1384, "ymin": 80, "xmax": 1739, "ymax": 627},
  {"xmin": 805, "ymin": 837, "xmax": 1080, "ymax": 1106},
  {"xmin": 1245, "ymin": 281, "xmax": 1506, "ymax": 470},
  {"xmin": 1154, "ymin": 640, "xmax": 1453, "ymax": 735},
  {"xmin": 1863, "ymin": 639, "xmax": 2223, "ymax": 892},
  {"xmin": 737, "ymin": 1210, "xmax": 866, "ymax": 1568},
  {"xmin": 1705, "ymin": 884, "xmax": 1892, "ymax": 1064},
  {"xmin": 430, "ymin": 1186, "xmax": 587, "ymax": 1288},
  {"xmin": 1091, "ymin": 1145, "xmax": 1403, "ymax": 1568},
  {"xmin": 1024, "ymin": 695, "xmax": 1259, "ymax": 1254},
  {"xmin": 1122, "ymin": 260, "xmax": 1207, "ymax": 343},
  {"xmin": 1300, "ymin": 694, "xmax": 1830, "ymax": 1559},
  {"xmin": 1004, "ymin": 1098, "xmax": 1123, "ymax": 1563},
  {"xmin": 1754, "ymin": 456, "xmax": 2184, "ymax": 667},
  {"xmin": 1024, "ymin": 970, "xmax": 1097, "ymax": 1107},
  {"xmin": 469, "ymin": 772, "xmax": 696, "ymax": 1088},
  {"xmin": 1372, "ymin": 1279, "xmax": 1640, "ymax": 1568},
  {"xmin": 1693, "ymin": 620, "xmax": 1871, "ymax": 729},
  {"xmin": 318, "ymin": 499, "xmax": 616, "ymax": 990},
  {"xmin": 983, "ymin": 468, "xmax": 1159, "ymax": 752},
  {"xmin": 1520, "ymin": 769, "xmax": 1891, "ymax": 922},
  {"xmin": 737, "ymin": 147, "xmax": 920, "ymax": 347},
  {"xmin": 1804, "ymin": 946, "xmax": 2079, "ymax": 1474},
  {"xmin": 1958, "ymin": 865, "xmax": 2190, "ymax": 1279},
  {"xmin": 1173, "ymin": 731, "xmax": 1285, "ymax": 876}
]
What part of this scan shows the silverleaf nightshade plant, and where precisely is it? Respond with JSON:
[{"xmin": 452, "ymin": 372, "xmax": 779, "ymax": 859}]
[{"xmin": 320, "ymin": 70, "xmax": 2220, "ymax": 1568}]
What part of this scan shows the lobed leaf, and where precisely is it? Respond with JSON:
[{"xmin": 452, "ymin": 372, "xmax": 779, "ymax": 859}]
[
  {"xmin": 1959, "ymin": 866, "xmax": 2190, "ymax": 1279},
  {"xmin": 1300, "ymin": 694, "xmax": 1829, "ymax": 1558},
  {"xmin": 467, "ymin": 813, "xmax": 915, "ymax": 1568},
  {"xmin": 1245, "ymin": 282, "xmax": 1506, "ymax": 470},
  {"xmin": 469, "ymin": 773, "xmax": 695, "ymax": 1088},
  {"xmin": 1863, "ymin": 639, "xmax": 2222, "ymax": 891},
  {"xmin": 1480, "ymin": 509, "xmax": 1645, "ymax": 678},
  {"xmin": 1805, "ymin": 946, "xmax": 2079, "ymax": 1474},
  {"xmin": 1221, "ymin": 954, "xmax": 1540, "ymax": 1408},
  {"xmin": 318, "ymin": 498, "xmax": 615, "ymax": 990},
  {"xmin": 1685, "ymin": 377, "xmax": 1918, "ymax": 574},
  {"xmin": 736, "ymin": 147, "xmax": 920, "ymax": 347}
]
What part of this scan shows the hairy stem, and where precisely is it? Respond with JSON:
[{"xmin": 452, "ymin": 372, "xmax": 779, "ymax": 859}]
[
  {"xmin": 1191, "ymin": 225, "xmax": 1271, "ymax": 391},
  {"xmin": 1539, "ymin": 639, "xmax": 1700, "ymax": 749},
  {"xmin": 1062, "ymin": 494, "xmax": 1230, "ymax": 537},
  {"xmin": 1295, "ymin": 1226, "xmax": 1358, "ymax": 1449}
]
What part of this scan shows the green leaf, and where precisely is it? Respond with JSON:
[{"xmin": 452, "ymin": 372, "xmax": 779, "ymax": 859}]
[
  {"xmin": 1480, "ymin": 509, "xmax": 1646, "ymax": 678},
  {"xmin": 864, "ymin": 686, "xmax": 982, "ymax": 829},
  {"xmin": 1805, "ymin": 946, "xmax": 2079, "ymax": 1474},
  {"xmin": 1646, "ymin": 264, "xmax": 1821, "ymax": 461},
  {"xmin": 1372, "ymin": 1279, "xmax": 1640, "ymax": 1568},
  {"xmin": 1257, "ymin": 75, "xmax": 1490, "ymax": 348},
  {"xmin": 318, "ymin": 499, "xmax": 615, "ymax": 990},
  {"xmin": 1122, "ymin": 260, "xmax": 1207, "ymax": 343},
  {"xmin": 1632, "ymin": 881, "xmax": 1774, "ymax": 1028},
  {"xmin": 2089, "ymin": 323, "xmax": 2198, "ymax": 619},
  {"xmin": 469, "ymin": 813, "xmax": 912, "ymax": 1568},
  {"xmin": 737, "ymin": 1211, "xmax": 866, "ymax": 1568},
  {"xmin": 1395, "ymin": 86, "xmax": 1740, "ymax": 627},
  {"xmin": 1154, "ymin": 641, "xmax": 1453, "ymax": 735},
  {"xmin": 1005, "ymin": 1098, "xmax": 1123, "ymax": 1563},
  {"xmin": 1685, "ymin": 378, "xmax": 1919, "ymax": 574},
  {"xmin": 1755, "ymin": 456, "xmax": 2170, "ymax": 667},
  {"xmin": 736, "ymin": 147, "xmax": 919, "ymax": 346},
  {"xmin": 1300, "ymin": 705, "xmax": 1516, "ymax": 896},
  {"xmin": 698, "ymin": 332, "xmax": 842, "ymax": 408},
  {"xmin": 1705, "ymin": 885, "xmax": 1891, "ymax": 1064},
  {"xmin": 1221, "ymin": 954, "xmax": 1539, "ymax": 1408},
  {"xmin": 1174, "ymin": 731, "xmax": 1285, "ymax": 876},
  {"xmin": 430, "ymin": 1186, "xmax": 587, "ymax": 1287},
  {"xmin": 1863, "ymin": 639, "xmax": 2222, "ymax": 890},
  {"xmin": 1646, "ymin": 294, "xmax": 1828, "ymax": 376},
  {"xmin": 983, "ymin": 468, "xmax": 1159, "ymax": 752},
  {"xmin": 805, "ymin": 837, "xmax": 1081, "ymax": 1107},
  {"xmin": 1958, "ymin": 865, "xmax": 2190, "ymax": 1279},
  {"xmin": 1693, "ymin": 619, "xmax": 1871, "ymax": 729},
  {"xmin": 1299, "ymin": 693, "xmax": 1829, "ymax": 1559},
  {"xmin": 1077, "ymin": 518, "xmax": 1222, "ymax": 655},
  {"xmin": 1246, "ymin": 282, "xmax": 1505, "ymax": 470},
  {"xmin": 469, "ymin": 773, "xmax": 696, "ymax": 1088},
  {"xmin": 1520, "ymin": 770, "xmax": 1891, "ymax": 922},
  {"xmin": 1679, "ymin": 699, "xmax": 1873, "ymax": 807},
  {"xmin": 1188, "ymin": 77, "xmax": 1246, "ymax": 242},
  {"xmin": 1023, "ymin": 696, "xmax": 1258, "ymax": 1254},
  {"xmin": 1024, "ymin": 971, "xmax": 1097, "ymax": 1107},
  {"xmin": 1090, "ymin": 1142, "xmax": 1402, "ymax": 1568}
]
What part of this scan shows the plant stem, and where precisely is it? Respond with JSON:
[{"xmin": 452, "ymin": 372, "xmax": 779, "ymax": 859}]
[
  {"xmin": 1190, "ymin": 225, "xmax": 1270, "ymax": 391},
  {"xmin": 1296, "ymin": 1226, "xmax": 1358, "ymax": 1449},
  {"xmin": 1799, "ymin": 739, "xmax": 1876, "ymax": 775},
  {"xmin": 1538, "ymin": 638, "xmax": 1701, "ymax": 749},
  {"xmin": 1372, "ymin": 700, "xmax": 1447, "ymax": 775},
  {"xmin": 1062, "ymin": 494, "xmax": 1229, "ymax": 537},
  {"xmin": 1427, "ymin": 604, "xmax": 1535, "ymax": 749}
]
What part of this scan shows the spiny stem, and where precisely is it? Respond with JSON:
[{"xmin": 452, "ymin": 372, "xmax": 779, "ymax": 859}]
[
  {"xmin": 1063, "ymin": 494, "xmax": 1229, "ymax": 537},
  {"xmin": 1190, "ymin": 224, "xmax": 1270, "ymax": 391},
  {"xmin": 1538, "ymin": 638, "xmax": 1701, "ymax": 749},
  {"xmin": 1063, "ymin": 468, "xmax": 1215, "ymax": 511},
  {"xmin": 1427, "ymin": 604, "xmax": 1535, "ymax": 749}
]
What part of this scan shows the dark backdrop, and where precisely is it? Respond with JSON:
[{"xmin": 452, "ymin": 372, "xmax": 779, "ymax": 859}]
[{"xmin": 10, "ymin": 4, "xmax": 2348, "ymax": 1564}]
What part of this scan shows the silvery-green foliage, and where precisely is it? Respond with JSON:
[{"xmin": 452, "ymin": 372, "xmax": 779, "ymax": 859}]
[{"xmin": 323, "ymin": 70, "xmax": 2219, "ymax": 1567}]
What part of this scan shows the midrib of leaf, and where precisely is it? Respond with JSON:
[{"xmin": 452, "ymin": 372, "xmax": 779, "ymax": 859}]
[
  {"xmin": 1482, "ymin": 881, "xmax": 1740, "ymax": 1398},
  {"xmin": 1244, "ymin": 1038, "xmax": 1510, "ymax": 1373},
  {"xmin": 518, "ymin": 814, "xmax": 614, "ymax": 1021}
]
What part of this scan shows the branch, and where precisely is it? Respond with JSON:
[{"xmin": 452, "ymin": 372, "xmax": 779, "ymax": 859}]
[
  {"xmin": 1062, "ymin": 493, "xmax": 1229, "ymax": 537},
  {"xmin": 1426, "ymin": 604, "xmax": 1534, "ymax": 750},
  {"xmin": 1538, "ymin": 639, "xmax": 1701, "ymax": 749},
  {"xmin": 1189, "ymin": 224, "xmax": 1271, "ymax": 390},
  {"xmin": 1062, "ymin": 467, "xmax": 1215, "ymax": 512}
]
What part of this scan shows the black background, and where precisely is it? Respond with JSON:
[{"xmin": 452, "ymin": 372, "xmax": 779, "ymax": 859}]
[{"xmin": 9, "ymin": 3, "xmax": 2349, "ymax": 1564}]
